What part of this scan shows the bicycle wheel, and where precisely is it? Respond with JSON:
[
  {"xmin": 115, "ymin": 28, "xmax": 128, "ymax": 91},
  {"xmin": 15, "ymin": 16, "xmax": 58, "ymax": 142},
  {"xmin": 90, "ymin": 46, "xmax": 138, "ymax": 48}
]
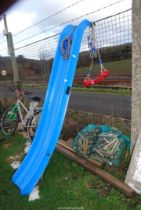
[
  {"xmin": 1, "ymin": 107, "xmax": 19, "ymax": 135},
  {"xmin": 27, "ymin": 110, "xmax": 42, "ymax": 142}
]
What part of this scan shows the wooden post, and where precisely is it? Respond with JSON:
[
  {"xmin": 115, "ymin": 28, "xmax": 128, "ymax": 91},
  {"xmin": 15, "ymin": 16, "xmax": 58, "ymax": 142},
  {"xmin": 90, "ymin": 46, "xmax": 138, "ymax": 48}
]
[{"xmin": 125, "ymin": 0, "xmax": 141, "ymax": 194}]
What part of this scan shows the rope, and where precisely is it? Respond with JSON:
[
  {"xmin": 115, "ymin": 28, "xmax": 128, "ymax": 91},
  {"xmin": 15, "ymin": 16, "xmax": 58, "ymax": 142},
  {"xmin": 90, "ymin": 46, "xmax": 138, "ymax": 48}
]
[
  {"xmin": 86, "ymin": 24, "xmax": 97, "ymax": 78},
  {"xmin": 87, "ymin": 23, "xmax": 106, "ymax": 77},
  {"xmin": 97, "ymin": 48, "xmax": 106, "ymax": 72},
  {"xmin": 60, "ymin": 36, "xmax": 72, "ymax": 59},
  {"xmin": 60, "ymin": 26, "xmax": 76, "ymax": 59}
]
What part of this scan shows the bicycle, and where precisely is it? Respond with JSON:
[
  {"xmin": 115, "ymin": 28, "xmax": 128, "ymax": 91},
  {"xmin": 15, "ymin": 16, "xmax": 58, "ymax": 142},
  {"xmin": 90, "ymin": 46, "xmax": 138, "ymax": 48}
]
[{"xmin": 1, "ymin": 89, "xmax": 42, "ymax": 142}]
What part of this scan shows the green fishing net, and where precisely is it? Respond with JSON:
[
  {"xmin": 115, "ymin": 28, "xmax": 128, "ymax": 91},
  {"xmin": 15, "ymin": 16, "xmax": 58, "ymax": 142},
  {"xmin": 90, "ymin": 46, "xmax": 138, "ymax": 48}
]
[{"xmin": 72, "ymin": 124, "xmax": 130, "ymax": 166}]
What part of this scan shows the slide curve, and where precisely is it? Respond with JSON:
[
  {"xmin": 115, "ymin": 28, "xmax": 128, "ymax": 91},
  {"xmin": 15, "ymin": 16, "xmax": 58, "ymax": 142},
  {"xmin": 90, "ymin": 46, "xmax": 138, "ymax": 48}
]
[{"xmin": 12, "ymin": 19, "xmax": 91, "ymax": 195}]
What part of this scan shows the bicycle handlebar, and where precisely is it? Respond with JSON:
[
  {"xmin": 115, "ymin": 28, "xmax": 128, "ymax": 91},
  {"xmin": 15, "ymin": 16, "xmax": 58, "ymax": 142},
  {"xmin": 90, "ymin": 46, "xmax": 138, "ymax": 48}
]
[
  {"xmin": 24, "ymin": 90, "xmax": 32, "ymax": 95},
  {"xmin": 8, "ymin": 86, "xmax": 32, "ymax": 96}
]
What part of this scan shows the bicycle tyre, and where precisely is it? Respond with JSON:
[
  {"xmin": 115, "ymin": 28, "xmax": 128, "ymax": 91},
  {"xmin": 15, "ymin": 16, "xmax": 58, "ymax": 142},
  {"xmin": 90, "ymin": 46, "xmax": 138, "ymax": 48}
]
[
  {"xmin": 27, "ymin": 110, "xmax": 42, "ymax": 142},
  {"xmin": 1, "ymin": 107, "xmax": 19, "ymax": 135}
]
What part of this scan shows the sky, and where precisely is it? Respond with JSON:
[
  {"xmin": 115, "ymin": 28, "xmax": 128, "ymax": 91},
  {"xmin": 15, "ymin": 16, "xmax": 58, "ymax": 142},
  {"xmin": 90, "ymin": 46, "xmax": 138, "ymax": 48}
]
[
  {"xmin": 0, "ymin": 0, "xmax": 132, "ymax": 57},
  {"xmin": 4, "ymin": 0, "xmax": 131, "ymax": 33}
]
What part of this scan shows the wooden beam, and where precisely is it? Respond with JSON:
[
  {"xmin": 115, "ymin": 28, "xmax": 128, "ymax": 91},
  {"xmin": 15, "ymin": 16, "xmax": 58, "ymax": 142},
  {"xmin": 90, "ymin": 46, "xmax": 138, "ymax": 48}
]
[
  {"xmin": 58, "ymin": 140, "xmax": 104, "ymax": 168},
  {"xmin": 56, "ymin": 143, "xmax": 135, "ymax": 198}
]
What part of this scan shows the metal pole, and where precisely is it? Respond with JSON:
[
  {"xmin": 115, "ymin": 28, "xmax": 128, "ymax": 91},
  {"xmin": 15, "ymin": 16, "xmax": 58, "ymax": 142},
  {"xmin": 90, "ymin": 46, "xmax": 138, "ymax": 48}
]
[
  {"xmin": 125, "ymin": 0, "xmax": 141, "ymax": 194},
  {"xmin": 3, "ymin": 14, "xmax": 20, "ymax": 88},
  {"xmin": 3, "ymin": 14, "xmax": 8, "ymax": 33},
  {"xmin": 8, "ymin": 32, "xmax": 20, "ymax": 84}
]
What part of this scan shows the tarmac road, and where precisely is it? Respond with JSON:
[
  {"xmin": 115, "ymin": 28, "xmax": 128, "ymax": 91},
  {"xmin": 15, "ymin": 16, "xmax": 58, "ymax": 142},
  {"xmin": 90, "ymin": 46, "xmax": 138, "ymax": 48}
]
[
  {"xmin": 0, "ymin": 83, "xmax": 131, "ymax": 119},
  {"xmin": 69, "ymin": 91, "xmax": 131, "ymax": 119}
]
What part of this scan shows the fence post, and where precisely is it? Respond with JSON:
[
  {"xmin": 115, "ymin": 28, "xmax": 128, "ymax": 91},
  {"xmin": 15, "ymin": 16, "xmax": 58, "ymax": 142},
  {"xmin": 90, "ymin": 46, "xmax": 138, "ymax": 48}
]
[
  {"xmin": 130, "ymin": 0, "xmax": 141, "ymax": 151},
  {"xmin": 3, "ymin": 14, "xmax": 20, "ymax": 90},
  {"xmin": 125, "ymin": 0, "xmax": 141, "ymax": 194}
]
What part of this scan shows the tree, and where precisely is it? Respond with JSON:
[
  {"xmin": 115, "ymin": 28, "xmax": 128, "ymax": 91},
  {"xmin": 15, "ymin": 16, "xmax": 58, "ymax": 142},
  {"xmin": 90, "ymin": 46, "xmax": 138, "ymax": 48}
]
[{"xmin": 39, "ymin": 50, "xmax": 51, "ymax": 76}]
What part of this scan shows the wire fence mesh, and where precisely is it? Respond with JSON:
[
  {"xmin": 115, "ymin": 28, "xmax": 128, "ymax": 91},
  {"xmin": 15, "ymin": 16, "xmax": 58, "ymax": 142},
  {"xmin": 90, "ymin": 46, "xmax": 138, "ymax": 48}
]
[
  {"xmin": 11, "ymin": 9, "xmax": 132, "ymax": 82},
  {"xmin": 9, "ymin": 0, "xmax": 130, "ymax": 48},
  {"xmin": 0, "ymin": 5, "xmax": 132, "ymax": 123}
]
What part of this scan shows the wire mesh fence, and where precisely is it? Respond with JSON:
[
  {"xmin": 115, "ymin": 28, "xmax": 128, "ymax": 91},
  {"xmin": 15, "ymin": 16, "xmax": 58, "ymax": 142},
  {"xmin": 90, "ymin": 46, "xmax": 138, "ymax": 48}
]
[
  {"xmin": 9, "ymin": 0, "xmax": 131, "ymax": 48},
  {"xmin": 0, "ymin": 1, "xmax": 132, "ymax": 79},
  {"xmin": 14, "ymin": 8, "xmax": 132, "ymax": 57},
  {"xmin": 10, "ymin": 8, "xmax": 132, "ymax": 84},
  {"xmin": 0, "ymin": 4, "xmax": 132, "ymax": 122}
]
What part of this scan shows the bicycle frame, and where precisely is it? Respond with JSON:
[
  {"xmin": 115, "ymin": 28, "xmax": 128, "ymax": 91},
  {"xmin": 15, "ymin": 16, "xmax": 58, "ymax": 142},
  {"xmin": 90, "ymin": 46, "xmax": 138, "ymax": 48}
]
[
  {"xmin": 16, "ymin": 99, "xmax": 29, "ymax": 127},
  {"xmin": 2, "ymin": 95, "xmax": 42, "ymax": 139},
  {"xmin": 17, "ymin": 99, "xmax": 41, "ymax": 128}
]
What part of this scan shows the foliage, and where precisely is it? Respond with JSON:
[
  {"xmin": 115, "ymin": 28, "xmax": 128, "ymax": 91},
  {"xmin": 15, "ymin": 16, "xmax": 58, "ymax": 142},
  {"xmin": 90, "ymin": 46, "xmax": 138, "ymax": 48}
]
[
  {"xmin": 76, "ymin": 59, "xmax": 131, "ymax": 76},
  {"xmin": 77, "ymin": 43, "xmax": 131, "ymax": 69},
  {"xmin": 0, "ymin": 42, "xmax": 131, "ymax": 80},
  {"xmin": 61, "ymin": 110, "xmax": 131, "ymax": 141}
]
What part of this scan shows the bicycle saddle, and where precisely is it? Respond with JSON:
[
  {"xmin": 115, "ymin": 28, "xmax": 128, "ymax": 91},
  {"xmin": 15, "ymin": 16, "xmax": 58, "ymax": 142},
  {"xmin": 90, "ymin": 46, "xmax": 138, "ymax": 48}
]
[{"xmin": 30, "ymin": 96, "xmax": 41, "ymax": 102}]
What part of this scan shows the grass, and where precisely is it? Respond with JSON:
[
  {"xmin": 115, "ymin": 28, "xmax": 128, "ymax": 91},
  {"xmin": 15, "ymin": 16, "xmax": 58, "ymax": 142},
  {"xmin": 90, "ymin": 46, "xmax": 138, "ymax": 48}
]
[
  {"xmin": 0, "ymin": 108, "xmax": 138, "ymax": 210},
  {"xmin": 22, "ymin": 84, "xmax": 131, "ymax": 96},
  {"xmin": 76, "ymin": 59, "xmax": 131, "ymax": 76},
  {"xmin": 72, "ymin": 87, "xmax": 131, "ymax": 96},
  {"xmin": 22, "ymin": 59, "xmax": 132, "ymax": 96},
  {"xmin": 1, "ymin": 129, "xmax": 141, "ymax": 210}
]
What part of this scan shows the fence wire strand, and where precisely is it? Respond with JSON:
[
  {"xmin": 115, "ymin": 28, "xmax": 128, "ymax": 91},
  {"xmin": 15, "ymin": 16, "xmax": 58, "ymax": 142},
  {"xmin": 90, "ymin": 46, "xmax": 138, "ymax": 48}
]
[
  {"xmin": 0, "ymin": 7, "xmax": 132, "ymax": 122},
  {"xmin": 14, "ymin": 9, "xmax": 132, "ymax": 62}
]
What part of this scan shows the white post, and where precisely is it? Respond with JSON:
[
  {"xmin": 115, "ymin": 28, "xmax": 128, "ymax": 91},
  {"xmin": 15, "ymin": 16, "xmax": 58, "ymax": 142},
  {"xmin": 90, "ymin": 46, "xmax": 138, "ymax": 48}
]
[
  {"xmin": 3, "ymin": 14, "xmax": 20, "ymax": 84},
  {"xmin": 130, "ymin": 0, "xmax": 141, "ymax": 151},
  {"xmin": 125, "ymin": 0, "xmax": 141, "ymax": 194}
]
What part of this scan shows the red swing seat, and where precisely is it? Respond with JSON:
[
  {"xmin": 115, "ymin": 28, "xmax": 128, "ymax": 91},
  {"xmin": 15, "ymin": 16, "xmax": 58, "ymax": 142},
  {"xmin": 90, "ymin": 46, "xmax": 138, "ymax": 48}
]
[{"xmin": 83, "ymin": 69, "xmax": 110, "ymax": 87}]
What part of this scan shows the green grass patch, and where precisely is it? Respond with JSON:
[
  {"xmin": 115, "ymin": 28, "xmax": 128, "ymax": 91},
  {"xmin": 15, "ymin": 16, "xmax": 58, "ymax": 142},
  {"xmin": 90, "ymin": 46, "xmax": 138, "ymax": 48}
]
[
  {"xmin": 23, "ymin": 83, "xmax": 47, "ymax": 89},
  {"xmin": 23, "ymin": 83, "xmax": 131, "ymax": 96},
  {"xmin": 76, "ymin": 59, "xmax": 131, "ymax": 76},
  {"xmin": 0, "ymin": 130, "xmax": 141, "ymax": 210},
  {"xmin": 22, "ymin": 59, "xmax": 132, "ymax": 96},
  {"xmin": 72, "ymin": 87, "xmax": 131, "ymax": 96}
]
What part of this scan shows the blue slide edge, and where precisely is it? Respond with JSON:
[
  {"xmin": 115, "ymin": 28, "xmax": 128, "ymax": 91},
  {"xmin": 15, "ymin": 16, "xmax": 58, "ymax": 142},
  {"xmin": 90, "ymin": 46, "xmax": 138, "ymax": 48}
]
[{"xmin": 12, "ymin": 19, "xmax": 91, "ymax": 195}]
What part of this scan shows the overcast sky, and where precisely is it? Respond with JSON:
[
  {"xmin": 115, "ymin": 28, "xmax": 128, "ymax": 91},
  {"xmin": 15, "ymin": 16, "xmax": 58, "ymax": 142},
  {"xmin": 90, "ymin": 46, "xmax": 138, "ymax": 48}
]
[
  {"xmin": 0, "ymin": 0, "xmax": 132, "ymax": 56},
  {"xmin": 1, "ymin": 0, "xmax": 131, "ymax": 34}
]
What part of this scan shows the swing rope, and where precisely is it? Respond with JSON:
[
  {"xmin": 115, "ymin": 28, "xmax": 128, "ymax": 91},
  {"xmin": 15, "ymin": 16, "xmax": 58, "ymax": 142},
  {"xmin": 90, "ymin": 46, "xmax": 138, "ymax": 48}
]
[
  {"xmin": 86, "ymin": 24, "xmax": 96, "ymax": 79},
  {"xmin": 97, "ymin": 48, "xmax": 107, "ymax": 73},
  {"xmin": 61, "ymin": 36, "xmax": 72, "ymax": 59},
  {"xmin": 83, "ymin": 23, "xmax": 110, "ymax": 87}
]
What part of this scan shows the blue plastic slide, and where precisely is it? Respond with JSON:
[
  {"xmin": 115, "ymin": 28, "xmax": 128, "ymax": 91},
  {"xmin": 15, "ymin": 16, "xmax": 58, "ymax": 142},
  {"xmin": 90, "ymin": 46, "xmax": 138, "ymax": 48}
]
[{"xmin": 12, "ymin": 19, "xmax": 91, "ymax": 195}]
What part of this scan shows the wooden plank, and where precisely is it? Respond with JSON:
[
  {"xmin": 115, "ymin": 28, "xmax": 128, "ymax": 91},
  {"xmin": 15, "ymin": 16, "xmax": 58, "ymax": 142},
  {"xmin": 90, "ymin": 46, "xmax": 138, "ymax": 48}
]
[
  {"xmin": 58, "ymin": 140, "xmax": 75, "ymax": 153},
  {"xmin": 58, "ymin": 141, "xmax": 104, "ymax": 168},
  {"xmin": 56, "ymin": 143, "xmax": 135, "ymax": 198}
]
